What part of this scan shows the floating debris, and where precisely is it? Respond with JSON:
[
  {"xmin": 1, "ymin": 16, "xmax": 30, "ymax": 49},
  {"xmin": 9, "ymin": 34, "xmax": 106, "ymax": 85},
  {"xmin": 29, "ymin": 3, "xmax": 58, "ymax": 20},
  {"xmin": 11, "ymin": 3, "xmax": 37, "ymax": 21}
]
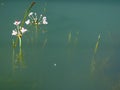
[{"xmin": 54, "ymin": 63, "xmax": 56, "ymax": 66}]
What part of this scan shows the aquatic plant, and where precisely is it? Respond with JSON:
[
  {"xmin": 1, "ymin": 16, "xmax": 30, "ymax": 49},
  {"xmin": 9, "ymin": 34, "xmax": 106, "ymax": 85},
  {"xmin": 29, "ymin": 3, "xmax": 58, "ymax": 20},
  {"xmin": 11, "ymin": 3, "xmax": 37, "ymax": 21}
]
[
  {"xmin": 12, "ymin": 21, "xmax": 27, "ymax": 48},
  {"xmin": 11, "ymin": 2, "xmax": 36, "ymax": 71},
  {"xmin": 25, "ymin": 12, "xmax": 48, "ymax": 31},
  {"xmin": 24, "ymin": 11, "xmax": 48, "ymax": 44},
  {"xmin": 90, "ymin": 34, "xmax": 101, "ymax": 75},
  {"xmin": 94, "ymin": 34, "xmax": 101, "ymax": 54},
  {"xmin": 11, "ymin": 2, "xmax": 48, "ymax": 71},
  {"xmin": 12, "ymin": 2, "xmax": 36, "ymax": 48}
]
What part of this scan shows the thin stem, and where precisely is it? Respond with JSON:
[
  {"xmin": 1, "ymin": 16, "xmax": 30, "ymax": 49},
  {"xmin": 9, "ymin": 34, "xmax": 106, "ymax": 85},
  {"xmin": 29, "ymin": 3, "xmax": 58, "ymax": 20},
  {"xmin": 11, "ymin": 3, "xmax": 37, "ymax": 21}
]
[
  {"xmin": 19, "ymin": 47, "xmax": 23, "ymax": 61},
  {"xmin": 35, "ymin": 24, "xmax": 38, "ymax": 31},
  {"xmin": 18, "ymin": 36, "xmax": 22, "ymax": 48}
]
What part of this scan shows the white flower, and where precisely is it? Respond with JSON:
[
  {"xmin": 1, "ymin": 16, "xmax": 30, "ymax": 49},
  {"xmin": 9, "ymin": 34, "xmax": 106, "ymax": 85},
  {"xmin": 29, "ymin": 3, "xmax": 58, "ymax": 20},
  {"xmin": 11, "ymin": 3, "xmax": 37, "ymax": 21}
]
[
  {"xmin": 42, "ymin": 17, "xmax": 48, "ymax": 24},
  {"xmin": 43, "ymin": 20, "xmax": 48, "ymax": 24},
  {"xmin": 43, "ymin": 17, "xmax": 47, "ymax": 20},
  {"xmin": 13, "ymin": 21, "xmax": 21, "ymax": 26},
  {"xmin": 21, "ymin": 27, "xmax": 27, "ymax": 34},
  {"xmin": 28, "ymin": 12, "xmax": 33, "ymax": 17},
  {"xmin": 25, "ymin": 19, "xmax": 30, "ymax": 25},
  {"xmin": 12, "ymin": 30, "xmax": 17, "ymax": 36},
  {"xmin": 28, "ymin": 12, "xmax": 48, "ymax": 25}
]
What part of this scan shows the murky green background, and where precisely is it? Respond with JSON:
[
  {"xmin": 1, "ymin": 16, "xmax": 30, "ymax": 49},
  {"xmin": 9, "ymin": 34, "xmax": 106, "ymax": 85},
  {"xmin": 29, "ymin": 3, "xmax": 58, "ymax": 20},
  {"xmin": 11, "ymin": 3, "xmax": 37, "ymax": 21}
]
[{"xmin": 0, "ymin": 0, "xmax": 120, "ymax": 90}]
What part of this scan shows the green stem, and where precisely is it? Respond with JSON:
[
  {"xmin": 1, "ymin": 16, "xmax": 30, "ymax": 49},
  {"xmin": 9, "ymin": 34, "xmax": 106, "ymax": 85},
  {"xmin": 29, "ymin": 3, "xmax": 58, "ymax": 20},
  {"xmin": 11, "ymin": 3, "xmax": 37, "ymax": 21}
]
[
  {"xmin": 35, "ymin": 24, "xmax": 38, "ymax": 31},
  {"xmin": 19, "ymin": 47, "xmax": 23, "ymax": 61},
  {"xmin": 18, "ymin": 37, "xmax": 22, "ymax": 48}
]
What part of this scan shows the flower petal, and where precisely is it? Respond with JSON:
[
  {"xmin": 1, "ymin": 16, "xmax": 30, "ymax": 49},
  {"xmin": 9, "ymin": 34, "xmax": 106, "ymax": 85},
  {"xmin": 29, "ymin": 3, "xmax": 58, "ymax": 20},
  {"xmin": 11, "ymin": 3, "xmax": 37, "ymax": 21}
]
[
  {"xmin": 21, "ymin": 27, "xmax": 27, "ymax": 34},
  {"xmin": 28, "ymin": 12, "xmax": 33, "ymax": 17},
  {"xmin": 12, "ymin": 30, "xmax": 17, "ymax": 36},
  {"xmin": 43, "ymin": 20, "xmax": 48, "ymax": 24},
  {"xmin": 43, "ymin": 17, "xmax": 47, "ymax": 20},
  {"xmin": 25, "ymin": 19, "xmax": 30, "ymax": 25},
  {"xmin": 13, "ymin": 21, "xmax": 21, "ymax": 25},
  {"xmin": 42, "ymin": 17, "xmax": 48, "ymax": 24}
]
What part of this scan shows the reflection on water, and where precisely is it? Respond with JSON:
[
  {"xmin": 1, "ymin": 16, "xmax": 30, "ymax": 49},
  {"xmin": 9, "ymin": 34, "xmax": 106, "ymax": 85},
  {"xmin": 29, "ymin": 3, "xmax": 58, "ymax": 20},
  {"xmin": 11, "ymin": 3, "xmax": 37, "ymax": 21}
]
[
  {"xmin": 74, "ymin": 31, "xmax": 79, "ymax": 45},
  {"xmin": 42, "ymin": 37, "xmax": 48, "ymax": 48},
  {"xmin": 67, "ymin": 31, "xmax": 79, "ymax": 45},
  {"xmin": 67, "ymin": 32, "xmax": 72, "ymax": 43},
  {"xmin": 90, "ymin": 34, "xmax": 101, "ymax": 75},
  {"xmin": 12, "ymin": 47, "xmax": 25, "ymax": 71}
]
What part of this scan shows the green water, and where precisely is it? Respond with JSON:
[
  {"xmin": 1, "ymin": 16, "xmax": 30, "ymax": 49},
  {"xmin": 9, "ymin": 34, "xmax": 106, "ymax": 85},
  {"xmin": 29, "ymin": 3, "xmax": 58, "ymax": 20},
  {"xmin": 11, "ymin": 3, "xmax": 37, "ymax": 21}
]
[{"xmin": 0, "ymin": 0, "xmax": 120, "ymax": 90}]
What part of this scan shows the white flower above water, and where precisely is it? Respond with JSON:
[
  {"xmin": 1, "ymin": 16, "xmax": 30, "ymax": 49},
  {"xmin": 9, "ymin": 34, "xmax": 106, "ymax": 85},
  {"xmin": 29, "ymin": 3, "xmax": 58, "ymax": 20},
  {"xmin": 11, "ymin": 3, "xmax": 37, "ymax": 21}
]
[
  {"xmin": 13, "ymin": 21, "xmax": 21, "ymax": 26},
  {"xmin": 28, "ymin": 12, "xmax": 33, "ymax": 17},
  {"xmin": 25, "ymin": 19, "xmax": 30, "ymax": 25},
  {"xmin": 12, "ymin": 20, "xmax": 27, "ymax": 37},
  {"xmin": 43, "ymin": 20, "xmax": 48, "ymax": 24},
  {"xmin": 12, "ymin": 29, "xmax": 21, "ymax": 37},
  {"xmin": 21, "ymin": 27, "xmax": 27, "ymax": 34},
  {"xmin": 12, "ymin": 30, "xmax": 17, "ymax": 36},
  {"xmin": 42, "ymin": 17, "xmax": 48, "ymax": 24},
  {"xmin": 12, "ymin": 28, "xmax": 27, "ymax": 36},
  {"xmin": 42, "ymin": 17, "xmax": 46, "ymax": 20},
  {"xmin": 26, "ymin": 12, "xmax": 48, "ymax": 25}
]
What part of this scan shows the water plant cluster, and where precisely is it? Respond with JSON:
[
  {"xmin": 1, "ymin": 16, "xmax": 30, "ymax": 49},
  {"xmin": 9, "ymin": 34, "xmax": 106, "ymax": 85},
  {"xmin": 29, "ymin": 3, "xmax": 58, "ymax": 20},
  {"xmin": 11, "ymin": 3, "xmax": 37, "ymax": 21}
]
[
  {"xmin": 11, "ymin": 2, "xmax": 48, "ymax": 69},
  {"xmin": 12, "ymin": 2, "xmax": 48, "ymax": 48}
]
